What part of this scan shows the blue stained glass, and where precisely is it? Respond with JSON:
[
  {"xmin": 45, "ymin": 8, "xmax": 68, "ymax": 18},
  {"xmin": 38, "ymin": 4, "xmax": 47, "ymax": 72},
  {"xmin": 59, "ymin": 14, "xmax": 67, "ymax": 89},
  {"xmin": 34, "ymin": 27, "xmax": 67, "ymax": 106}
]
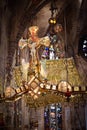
[
  {"xmin": 79, "ymin": 35, "xmax": 87, "ymax": 60},
  {"xmin": 44, "ymin": 103, "xmax": 62, "ymax": 130}
]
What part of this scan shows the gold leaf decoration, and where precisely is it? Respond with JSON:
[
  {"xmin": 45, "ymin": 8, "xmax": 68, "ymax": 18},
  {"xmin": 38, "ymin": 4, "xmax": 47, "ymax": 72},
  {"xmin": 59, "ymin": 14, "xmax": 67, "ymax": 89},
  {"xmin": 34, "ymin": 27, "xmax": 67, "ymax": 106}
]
[{"xmin": 46, "ymin": 58, "xmax": 83, "ymax": 85}]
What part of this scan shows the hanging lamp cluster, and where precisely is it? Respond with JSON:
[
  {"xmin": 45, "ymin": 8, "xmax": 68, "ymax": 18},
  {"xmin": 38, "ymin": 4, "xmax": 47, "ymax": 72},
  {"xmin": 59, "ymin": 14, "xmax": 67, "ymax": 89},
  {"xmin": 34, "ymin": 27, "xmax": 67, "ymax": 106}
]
[
  {"xmin": 48, "ymin": 0, "xmax": 58, "ymax": 25},
  {"xmin": 1, "ymin": 0, "xmax": 87, "ymax": 107},
  {"xmin": 0, "ymin": 74, "xmax": 87, "ymax": 104}
]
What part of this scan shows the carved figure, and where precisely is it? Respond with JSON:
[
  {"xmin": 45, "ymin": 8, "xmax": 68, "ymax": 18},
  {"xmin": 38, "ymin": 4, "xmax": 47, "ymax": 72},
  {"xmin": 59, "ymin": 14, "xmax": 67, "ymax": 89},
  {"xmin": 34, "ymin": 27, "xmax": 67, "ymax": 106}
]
[
  {"xmin": 18, "ymin": 26, "xmax": 50, "ymax": 75},
  {"xmin": 19, "ymin": 26, "xmax": 50, "ymax": 63}
]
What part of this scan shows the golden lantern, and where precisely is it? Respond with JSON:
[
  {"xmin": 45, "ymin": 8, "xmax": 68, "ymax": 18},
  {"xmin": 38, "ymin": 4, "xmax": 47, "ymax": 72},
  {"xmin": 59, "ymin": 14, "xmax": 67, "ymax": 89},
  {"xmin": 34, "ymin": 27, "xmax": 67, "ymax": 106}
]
[{"xmin": 49, "ymin": 17, "xmax": 57, "ymax": 25}]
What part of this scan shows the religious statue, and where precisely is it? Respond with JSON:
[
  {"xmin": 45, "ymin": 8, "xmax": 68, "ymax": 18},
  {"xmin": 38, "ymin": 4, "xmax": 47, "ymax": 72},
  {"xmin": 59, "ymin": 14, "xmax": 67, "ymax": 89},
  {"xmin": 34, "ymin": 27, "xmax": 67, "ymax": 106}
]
[
  {"xmin": 49, "ymin": 45, "xmax": 55, "ymax": 60},
  {"xmin": 18, "ymin": 26, "xmax": 50, "ymax": 77}
]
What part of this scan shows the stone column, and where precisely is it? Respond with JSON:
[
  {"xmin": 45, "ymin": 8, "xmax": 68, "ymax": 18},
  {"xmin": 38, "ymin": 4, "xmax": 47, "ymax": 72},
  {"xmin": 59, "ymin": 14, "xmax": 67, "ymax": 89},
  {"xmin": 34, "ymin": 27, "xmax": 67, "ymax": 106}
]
[
  {"xmin": 85, "ymin": 101, "xmax": 87, "ymax": 130},
  {"xmin": 29, "ymin": 107, "xmax": 44, "ymax": 130},
  {"xmin": 0, "ymin": 10, "xmax": 8, "ymax": 92},
  {"xmin": 21, "ymin": 96, "xmax": 29, "ymax": 130},
  {"xmin": 37, "ymin": 107, "xmax": 44, "ymax": 130},
  {"xmin": 64, "ymin": 103, "xmax": 72, "ymax": 130}
]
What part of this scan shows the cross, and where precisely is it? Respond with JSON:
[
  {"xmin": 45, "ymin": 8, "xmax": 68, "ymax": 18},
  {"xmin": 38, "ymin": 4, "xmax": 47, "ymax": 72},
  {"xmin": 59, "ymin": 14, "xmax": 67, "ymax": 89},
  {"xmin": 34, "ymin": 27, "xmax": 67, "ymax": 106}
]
[{"xmin": 19, "ymin": 26, "xmax": 50, "ymax": 76}]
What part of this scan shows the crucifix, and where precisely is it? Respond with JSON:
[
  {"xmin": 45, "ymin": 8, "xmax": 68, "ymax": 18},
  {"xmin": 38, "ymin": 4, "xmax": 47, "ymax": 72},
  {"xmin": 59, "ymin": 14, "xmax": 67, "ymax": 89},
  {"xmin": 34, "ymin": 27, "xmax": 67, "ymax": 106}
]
[{"xmin": 19, "ymin": 26, "xmax": 50, "ymax": 77}]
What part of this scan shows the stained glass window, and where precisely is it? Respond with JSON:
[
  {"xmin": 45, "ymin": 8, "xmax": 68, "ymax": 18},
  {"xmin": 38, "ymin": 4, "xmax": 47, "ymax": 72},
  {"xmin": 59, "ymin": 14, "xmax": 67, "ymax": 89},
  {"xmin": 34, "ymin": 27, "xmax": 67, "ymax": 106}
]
[
  {"xmin": 79, "ymin": 35, "xmax": 87, "ymax": 60},
  {"xmin": 44, "ymin": 103, "xmax": 62, "ymax": 130}
]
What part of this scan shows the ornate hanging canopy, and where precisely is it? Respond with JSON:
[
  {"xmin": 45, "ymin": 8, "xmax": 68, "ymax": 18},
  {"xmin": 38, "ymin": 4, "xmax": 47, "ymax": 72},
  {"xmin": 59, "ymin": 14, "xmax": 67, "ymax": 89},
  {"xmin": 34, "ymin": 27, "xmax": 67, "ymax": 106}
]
[
  {"xmin": 0, "ymin": 23, "xmax": 87, "ymax": 107},
  {"xmin": 0, "ymin": 55, "xmax": 87, "ymax": 108}
]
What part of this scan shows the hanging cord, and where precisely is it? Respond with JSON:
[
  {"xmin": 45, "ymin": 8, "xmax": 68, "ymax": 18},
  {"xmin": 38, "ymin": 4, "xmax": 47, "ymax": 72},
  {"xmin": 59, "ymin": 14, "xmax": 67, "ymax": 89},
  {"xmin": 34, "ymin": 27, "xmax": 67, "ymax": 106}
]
[
  {"xmin": 64, "ymin": 12, "xmax": 68, "ymax": 83},
  {"xmin": 64, "ymin": 12, "xmax": 68, "ymax": 58}
]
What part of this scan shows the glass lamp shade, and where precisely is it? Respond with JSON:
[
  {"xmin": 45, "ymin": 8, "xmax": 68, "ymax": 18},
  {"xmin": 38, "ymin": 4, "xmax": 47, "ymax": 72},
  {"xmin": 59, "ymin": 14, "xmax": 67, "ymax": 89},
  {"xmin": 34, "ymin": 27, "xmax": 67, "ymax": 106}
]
[
  {"xmin": 40, "ymin": 83, "xmax": 44, "ymax": 88},
  {"xmin": 5, "ymin": 86, "xmax": 15, "ymax": 97},
  {"xmin": 58, "ymin": 81, "xmax": 72, "ymax": 93},
  {"xmin": 45, "ymin": 84, "xmax": 51, "ymax": 90},
  {"xmin": 52, "ymin": 85, "xmax": 57, "ymax": 90}
]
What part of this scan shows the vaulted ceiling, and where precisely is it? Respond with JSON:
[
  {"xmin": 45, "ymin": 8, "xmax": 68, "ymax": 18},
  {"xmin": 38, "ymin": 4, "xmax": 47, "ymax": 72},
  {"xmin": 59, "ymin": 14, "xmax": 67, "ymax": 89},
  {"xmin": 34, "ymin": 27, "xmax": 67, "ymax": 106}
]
[{"xmin": 0, "ymin": 0, "xmax": 87, "ymax": 86}]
